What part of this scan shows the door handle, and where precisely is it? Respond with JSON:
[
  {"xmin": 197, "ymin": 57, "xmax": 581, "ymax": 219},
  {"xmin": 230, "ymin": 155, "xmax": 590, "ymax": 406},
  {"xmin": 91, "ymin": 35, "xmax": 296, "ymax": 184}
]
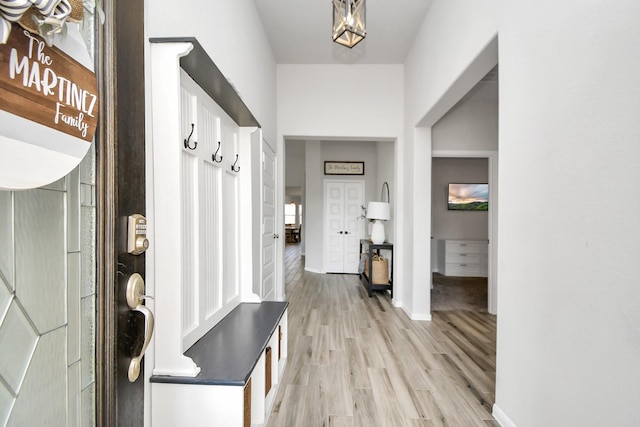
[
  {"xmin": 126, "ymin": 273, "xmax": 155, "ymax": 382},
  {"xmin": 274, "ymin": 233, "xmax": 280, "ymax": 239},
  {"xmin": 339, "ymin": 231, "xmax": 344, "ymax": 234}
]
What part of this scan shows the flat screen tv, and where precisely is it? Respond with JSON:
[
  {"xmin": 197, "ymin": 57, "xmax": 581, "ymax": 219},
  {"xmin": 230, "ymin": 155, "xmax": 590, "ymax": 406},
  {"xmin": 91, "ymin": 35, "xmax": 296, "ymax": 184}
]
[{"xmin": 448, "ymin": 183, "xmax": 489, "ymax": 211}]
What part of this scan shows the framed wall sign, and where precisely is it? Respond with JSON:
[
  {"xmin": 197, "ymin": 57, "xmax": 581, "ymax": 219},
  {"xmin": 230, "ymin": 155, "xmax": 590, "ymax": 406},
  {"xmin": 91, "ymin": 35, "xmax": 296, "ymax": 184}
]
[
  {"xmin": 324, "ymin": 161, "xmax": 365, "ymax": 175},
  {"xmin": 0, "ymin": 24, "xmax": 98, "ymax": 190}
]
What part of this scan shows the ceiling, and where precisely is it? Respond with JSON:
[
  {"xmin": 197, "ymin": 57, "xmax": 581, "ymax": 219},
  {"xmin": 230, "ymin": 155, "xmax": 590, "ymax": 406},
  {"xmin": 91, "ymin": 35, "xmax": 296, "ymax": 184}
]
[{"xmin": 253, "ymin": 0, "xmax": 433, "ymax": 64}]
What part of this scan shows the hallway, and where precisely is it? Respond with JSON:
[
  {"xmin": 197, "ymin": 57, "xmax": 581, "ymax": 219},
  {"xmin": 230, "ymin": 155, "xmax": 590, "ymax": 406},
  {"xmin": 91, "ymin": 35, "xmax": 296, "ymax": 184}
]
[{"xmin": 268, "ymin": 243, "xmax": 498, "ymax": 426}]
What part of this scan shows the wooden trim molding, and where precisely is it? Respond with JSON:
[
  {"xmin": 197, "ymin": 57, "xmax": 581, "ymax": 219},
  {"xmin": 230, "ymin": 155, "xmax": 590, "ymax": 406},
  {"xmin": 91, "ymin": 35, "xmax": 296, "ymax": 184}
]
[
  {"xmin": 95, "ymin": 1, "xmax": 118, "ymax": 425},
  {"xmin": 97, "ymin": 1, "xmax": 147, "ymax": 425}
]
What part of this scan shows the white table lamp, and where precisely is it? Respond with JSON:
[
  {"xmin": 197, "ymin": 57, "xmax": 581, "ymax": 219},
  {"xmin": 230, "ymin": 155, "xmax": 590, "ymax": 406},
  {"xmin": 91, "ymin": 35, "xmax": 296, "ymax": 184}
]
[{"xmin": 366, "ymin": 201, "xmax": 390, "ymax": 244}]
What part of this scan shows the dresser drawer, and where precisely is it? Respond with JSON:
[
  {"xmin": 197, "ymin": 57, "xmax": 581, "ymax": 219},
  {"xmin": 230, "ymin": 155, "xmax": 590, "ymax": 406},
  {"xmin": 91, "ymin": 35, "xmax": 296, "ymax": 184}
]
[
  {"xmin": 446, "ymin": 253, "xmax": 481, "ymax": 264},
  {"xmin": 439, "ymin": 239, "xmax": 489, "ymax": 277},
  {"xmin": 445, "ymin": 263, "xmax": 482, "ymax": 277},
  {"xmin": 445, "ymin": 241, "xmax": 486, "ymax": 254}
]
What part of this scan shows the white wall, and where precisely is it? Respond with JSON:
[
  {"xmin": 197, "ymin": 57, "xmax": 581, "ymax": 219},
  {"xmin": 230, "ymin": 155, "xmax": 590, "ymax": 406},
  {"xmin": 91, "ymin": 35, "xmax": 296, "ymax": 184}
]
[
  {"xmin": 147, "ymin": 0, "xmax": 277, "ymax": 143},
  {"xmin": 285, "ymin": 141, "xmax": 305, "ymax": 188},
  {"xmin": 405, "ymin": 0, "xmax": 499, "ymax": 128},
  {"xmin": 495, "ymin": 2, "xmax": 640, "ymax": 426},
  {"xmin": 432, "ymin": 81, "xmax": 498, "ymax": 151},
  {"xmin": 376, "ymin": 141, "xmax": 395, "ymax": 244},
  {"xmin": 304, "ymin": 142, "xmax": 323, "ymax": 272},
  {"xmin": 403, "ymin": 0, "xmax": 498, "ymax": 320},
  {"xmin": 277, "ymin": 65, "xmax": 404, "ymax": 140},
  {"xmin": 408, "ymin": 0, "xmax": 640, "ymax": 424}
]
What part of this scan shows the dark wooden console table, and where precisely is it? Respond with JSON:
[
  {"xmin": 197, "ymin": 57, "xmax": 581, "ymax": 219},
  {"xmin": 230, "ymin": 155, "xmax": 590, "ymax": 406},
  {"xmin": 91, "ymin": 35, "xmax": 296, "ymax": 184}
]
[{"xmin": 359, "ymin": 239, "xmax": 393, "ymax": 298}]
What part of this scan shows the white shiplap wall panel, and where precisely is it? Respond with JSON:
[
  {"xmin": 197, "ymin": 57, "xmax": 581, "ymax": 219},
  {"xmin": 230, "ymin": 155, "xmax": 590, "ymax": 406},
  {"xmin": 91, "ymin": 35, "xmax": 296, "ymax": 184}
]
[
  {"xmin": 223, "ymin": 171, "xmax": 239, "ymax": 304},
  {"xmin": 180, "ymin": 71, "xmax": 242, "ymax": 350},
  {"xmin": 181, "ymin": 153, "xmax": 199, "ymax": 335},
  {"xmin": 202, "ymin": 162, "xmax": 222, "ymax": 319}
]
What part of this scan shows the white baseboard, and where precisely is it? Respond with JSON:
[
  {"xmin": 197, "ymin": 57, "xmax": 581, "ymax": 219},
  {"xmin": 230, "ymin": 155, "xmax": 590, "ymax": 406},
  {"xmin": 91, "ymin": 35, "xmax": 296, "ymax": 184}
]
[
  {"xmin": 401, "ymin": 305, "xmax": 432, "ymax": 321},
  {"xmin": 492, "ymin": 404, "xmax": 517, "ymax": 427},
  {"xmin": 411, "ymin": 312, "xmax": 432, "ymax": 321},
  {"xmin": 304, "ymin": 266, "xmax": 322, "ymax": 274}
]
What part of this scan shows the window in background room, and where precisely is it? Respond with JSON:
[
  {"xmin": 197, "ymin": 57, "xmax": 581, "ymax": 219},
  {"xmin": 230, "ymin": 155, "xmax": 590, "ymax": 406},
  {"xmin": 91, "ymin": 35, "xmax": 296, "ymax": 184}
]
[{"xmin": 285, "ymin": 203, "xmax": 296, "ymax": 225}]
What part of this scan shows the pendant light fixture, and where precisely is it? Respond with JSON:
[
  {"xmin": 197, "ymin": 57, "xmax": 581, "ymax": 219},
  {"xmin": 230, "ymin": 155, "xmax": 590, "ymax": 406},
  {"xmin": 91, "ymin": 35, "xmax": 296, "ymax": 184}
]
[{"xmin": 332, "ymin": 0, "xmax": 366, "ymax": 48}]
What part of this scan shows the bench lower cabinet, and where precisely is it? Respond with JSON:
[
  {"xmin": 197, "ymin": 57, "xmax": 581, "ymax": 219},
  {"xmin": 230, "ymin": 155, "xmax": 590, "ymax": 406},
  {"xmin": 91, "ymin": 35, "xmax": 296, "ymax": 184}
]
[
  {"xmin": 152, "ymin": 382, "xmax": 246, "ymax": 426},
  {"xmin": 150, "ymin": 303, "xmax": 288, "ymax": 427}
]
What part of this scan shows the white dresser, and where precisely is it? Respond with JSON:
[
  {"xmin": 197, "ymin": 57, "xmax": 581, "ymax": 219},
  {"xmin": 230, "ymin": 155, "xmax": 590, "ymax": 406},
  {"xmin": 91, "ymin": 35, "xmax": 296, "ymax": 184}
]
[{"xmin": 438, "ymin": 239, "xmax": 488, "ymax": 277}]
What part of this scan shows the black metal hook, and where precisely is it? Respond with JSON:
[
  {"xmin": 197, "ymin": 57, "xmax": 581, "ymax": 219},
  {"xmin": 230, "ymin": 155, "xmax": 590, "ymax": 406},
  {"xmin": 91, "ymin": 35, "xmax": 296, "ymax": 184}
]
[
  {"xmin": 212, "ymin": 141, "xmax": 223, "ymax": 163},
  {"xmin": 231, "ymin": 154, "xmax": 240, "ymax": 172},
  {"xmin": 183, "ymin": 123, "xmax": 197, "ymax": 150}
]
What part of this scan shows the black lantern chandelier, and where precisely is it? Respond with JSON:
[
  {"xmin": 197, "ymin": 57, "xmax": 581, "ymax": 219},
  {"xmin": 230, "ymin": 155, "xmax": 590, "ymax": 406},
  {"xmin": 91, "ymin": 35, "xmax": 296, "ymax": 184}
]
[{"xmin": 332, "ymin": 0, "xmax": 366, "ymax": 48}]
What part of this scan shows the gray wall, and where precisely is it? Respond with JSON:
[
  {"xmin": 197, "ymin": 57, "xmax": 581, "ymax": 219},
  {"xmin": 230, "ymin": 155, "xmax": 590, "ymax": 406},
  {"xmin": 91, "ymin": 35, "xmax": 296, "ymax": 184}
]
[{"xmin": 431, "ymin": 157, "xmax": 489, "ymax": 240}]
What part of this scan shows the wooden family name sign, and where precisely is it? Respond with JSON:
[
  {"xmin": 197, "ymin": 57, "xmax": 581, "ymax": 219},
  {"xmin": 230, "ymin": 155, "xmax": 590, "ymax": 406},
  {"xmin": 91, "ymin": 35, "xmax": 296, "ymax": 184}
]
[{"xmin": 0, "ymin": 25, "xmax": 98, "ymax": 142}]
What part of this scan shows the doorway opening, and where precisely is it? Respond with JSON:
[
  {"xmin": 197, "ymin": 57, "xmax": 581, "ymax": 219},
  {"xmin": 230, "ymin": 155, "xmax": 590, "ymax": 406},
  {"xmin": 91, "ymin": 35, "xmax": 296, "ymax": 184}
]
[
  {"xmin": 431, "ymin": 157, "xmax": 490, "ymax": 312},
  {"xmin": 283, "ymin": 138, "xmax": 396, "ymax": 278},
  {"xmin": 428, "ymin": 66, "xmax": 499, "ymax": 314}
]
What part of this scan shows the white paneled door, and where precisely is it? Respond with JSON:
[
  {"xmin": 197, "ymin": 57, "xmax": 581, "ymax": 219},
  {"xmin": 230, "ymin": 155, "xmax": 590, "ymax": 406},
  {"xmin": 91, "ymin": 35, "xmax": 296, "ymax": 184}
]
[
  {"xmin": 325, "ymin": 181, "xmax": 365, "ymax": 273},
  {"xmin": 261, "ymin": 141, "xmax": 277, "ymax": 300}
]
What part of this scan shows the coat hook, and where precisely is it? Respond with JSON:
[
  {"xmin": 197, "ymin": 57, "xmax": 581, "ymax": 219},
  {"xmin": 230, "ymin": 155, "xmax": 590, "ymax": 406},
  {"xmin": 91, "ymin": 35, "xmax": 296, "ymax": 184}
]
[
  {"xmin": 231, "ymin": 154, "xmax": 240, "ymax": 172},
  {"xmin": 212, "ymin": 141, "xmax": 223, "ymax": 162},
  {"xmin": 183, "ymin": 123, "xmax": 197, "ymax": 150}
]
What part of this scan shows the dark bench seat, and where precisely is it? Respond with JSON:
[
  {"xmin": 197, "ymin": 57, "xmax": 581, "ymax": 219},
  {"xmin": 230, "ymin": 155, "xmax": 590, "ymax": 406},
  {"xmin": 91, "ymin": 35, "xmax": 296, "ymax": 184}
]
[{"xmin": 150, "ymin": 301, "xmax": 288, "ymax": 386}]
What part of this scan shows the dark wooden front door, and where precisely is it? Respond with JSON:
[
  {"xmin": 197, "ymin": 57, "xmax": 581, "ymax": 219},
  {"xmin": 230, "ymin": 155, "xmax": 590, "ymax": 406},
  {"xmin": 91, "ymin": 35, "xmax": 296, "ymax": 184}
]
[{"xmin": 97, "ymin": 1, "xmax": 147, "ymax": 425}]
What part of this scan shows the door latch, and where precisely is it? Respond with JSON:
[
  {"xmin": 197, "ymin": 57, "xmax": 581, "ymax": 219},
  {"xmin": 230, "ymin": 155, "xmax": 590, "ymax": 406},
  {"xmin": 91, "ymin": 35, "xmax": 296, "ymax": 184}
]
[{"xmin": 126, "ymin": 273, "xmax": 154, "ymax": 382}]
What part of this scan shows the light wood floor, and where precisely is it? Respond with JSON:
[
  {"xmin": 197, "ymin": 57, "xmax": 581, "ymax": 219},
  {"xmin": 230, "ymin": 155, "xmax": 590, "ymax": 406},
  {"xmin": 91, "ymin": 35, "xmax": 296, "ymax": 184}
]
[{"xmin": 267, "ymin": 243, "xmax": 498, "ymax": 427}]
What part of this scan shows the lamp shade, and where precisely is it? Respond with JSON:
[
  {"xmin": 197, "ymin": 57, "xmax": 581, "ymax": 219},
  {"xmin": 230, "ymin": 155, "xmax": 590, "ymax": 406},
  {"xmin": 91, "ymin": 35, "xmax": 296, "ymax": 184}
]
[{"xmin": 366, "ymin": 202, "xmax": 390, "ymax": 221}]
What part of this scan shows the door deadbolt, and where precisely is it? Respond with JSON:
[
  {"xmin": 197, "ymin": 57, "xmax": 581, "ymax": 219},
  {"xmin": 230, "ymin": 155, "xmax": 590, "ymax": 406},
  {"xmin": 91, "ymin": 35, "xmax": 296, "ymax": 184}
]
[{"xmin": 128, "ymin": 214, "xmax": 149, "ymax": 255}]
